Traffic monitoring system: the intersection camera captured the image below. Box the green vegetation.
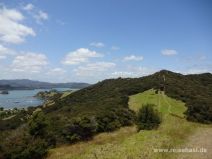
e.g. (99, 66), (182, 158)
(0, 131), (49, 159)
(62, 117), (97, 143)
(28, 110), (49, 137)
(0, 108), (33, 131)
(35, 89), (60, 99)
(160, 71), (212, 123)
(0, 110), (56, 159)
(47, 89), (202, 159)
(136, 104), (161, 130)
(0, 70), (212, 158)
(0, 108), (23, 120)
(60, 91), (72, 98)
(36, 90), (73, 109)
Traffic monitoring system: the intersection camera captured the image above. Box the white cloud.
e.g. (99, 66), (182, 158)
(111, 71), (134, 77)
(74, 62), (116, 76)
(62, 48), (103, 65)
(135, 67), (156, 75)
(0, 44), (15, 59)
(47, 68), (66, 75)
(0, 6), (35, 44)
(90, 42), (105, 48)
(111, 46), (120, 50)
(22, 4), (48, 25)
(23, 3), (34, 11)
(183, 68), (211, 74)
(123, 55), (144, 61)
(11, 53), (48, 73)
(34, 10), (48, 24)
(161, 49), (178, 56)
(111, 67), (156, 78)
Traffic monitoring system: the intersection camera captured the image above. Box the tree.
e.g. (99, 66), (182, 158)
(0, 126), (48, 159)
(63, 116), (97, 143)
(136, 104), (161, 131)
(28, 111), (49, 137)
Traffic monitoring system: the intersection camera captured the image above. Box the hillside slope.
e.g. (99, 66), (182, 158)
(45, 70), (212, 123)
(1, 70), (212, 159)
(48, 89), (212, 159)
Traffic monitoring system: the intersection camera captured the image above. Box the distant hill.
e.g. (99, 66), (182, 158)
(0, 84), (13, 90)
(0, 79), (90, 90)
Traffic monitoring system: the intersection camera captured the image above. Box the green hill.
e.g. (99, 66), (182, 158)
(45, 70), (212, 123)
(0, 70), (212, 159)
(47, 89), (211, 159)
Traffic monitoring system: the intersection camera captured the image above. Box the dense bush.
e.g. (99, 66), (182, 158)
(28, 110), (56, 146)
(0, 110), (56, 159)
(28, 110), (49, 137)
(61, 108), (135, 143)
(96, 108), (135, 132)
(96, 111), (122, 132)
(186, 99), (212, 123)
(136, 104), (161, 130)
(161, 71), (212, 123)
(0, 109), (29, 131)
(62, 117), (97, 143)
(0, 126), (48, 159)
(21, 138), (48, 159)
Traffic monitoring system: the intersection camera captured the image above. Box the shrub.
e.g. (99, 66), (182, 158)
(28, 111), (49, 137)
(96, 111), (121, 132)
(96, 108), (135, 132)
(115, 108), (135, 126)
(0, 127), (48, 159)
(136, 104), (161, 131)
(186, 100), (212, 123)
(63, 116), (97, 143)
(21, 138), (48, 159)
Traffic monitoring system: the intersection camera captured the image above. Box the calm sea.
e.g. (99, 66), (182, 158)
(0, 88), (74, 109)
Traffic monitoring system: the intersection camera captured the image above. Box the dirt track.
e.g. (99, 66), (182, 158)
(177, 127), (212, 159)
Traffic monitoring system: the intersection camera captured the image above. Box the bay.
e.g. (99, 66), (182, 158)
(0, 88), (74, 109)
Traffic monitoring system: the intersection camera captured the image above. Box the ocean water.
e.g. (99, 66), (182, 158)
(0, 88), (73, 109)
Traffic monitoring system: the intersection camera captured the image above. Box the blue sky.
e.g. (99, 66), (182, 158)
(0, 0), (212, 83)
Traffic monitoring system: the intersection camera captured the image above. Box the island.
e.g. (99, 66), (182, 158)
(0, 90), (9, 94)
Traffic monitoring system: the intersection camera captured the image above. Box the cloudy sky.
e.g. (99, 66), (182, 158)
(0, 0), (212, 83)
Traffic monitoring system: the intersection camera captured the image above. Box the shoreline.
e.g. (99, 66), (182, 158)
(0, 88), (77, 110)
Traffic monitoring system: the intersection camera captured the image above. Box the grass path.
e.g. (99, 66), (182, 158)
(162, 93), (172, 113)
(157, 91), (161, 112)
(47, 89), (210, 159)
